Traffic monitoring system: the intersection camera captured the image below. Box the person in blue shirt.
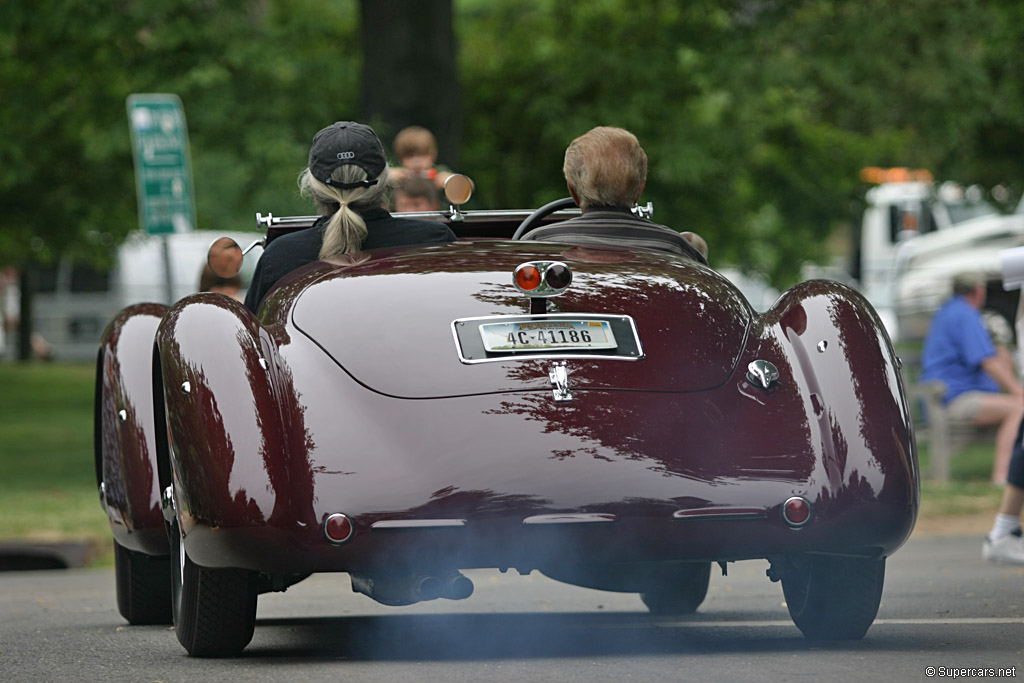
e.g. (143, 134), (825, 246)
(921, 271), (1023, 489)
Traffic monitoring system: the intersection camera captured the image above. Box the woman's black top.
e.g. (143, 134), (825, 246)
(244, 208), (456, 313)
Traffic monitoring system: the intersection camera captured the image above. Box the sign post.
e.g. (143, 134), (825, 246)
(127, 94), (196, 302)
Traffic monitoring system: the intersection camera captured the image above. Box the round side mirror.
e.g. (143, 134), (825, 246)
(444, 174), (474, 206)
(207, 237), (243, 279)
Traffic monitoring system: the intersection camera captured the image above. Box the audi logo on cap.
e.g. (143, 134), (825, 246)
(336, 151), (355, 160)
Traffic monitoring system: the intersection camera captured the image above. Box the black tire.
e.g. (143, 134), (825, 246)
(640, 562), (711, 615)
(782, 555), (885, 640)
(114, 541), (172, 625)
(170, 517), (257, 657)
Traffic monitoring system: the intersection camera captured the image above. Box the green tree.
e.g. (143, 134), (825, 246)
(2, 0), (1022, 294)
(0, 0), (361, 270)
(457, 0), (1015, 285)
(360, 0), (462, 167)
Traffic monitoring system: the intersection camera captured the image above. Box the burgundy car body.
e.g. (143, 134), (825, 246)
(155, 241), (916, 568)
(95, 206), (918, 651)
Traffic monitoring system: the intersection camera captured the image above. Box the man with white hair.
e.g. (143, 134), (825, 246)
(521, 126), (708, 263)
(921, 271), (1023, 493)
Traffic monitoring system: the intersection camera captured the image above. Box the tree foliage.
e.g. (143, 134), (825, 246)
(2, 0), (1022, 287)
(457, 0), (1022, 283)
(0, 0), (361, 267)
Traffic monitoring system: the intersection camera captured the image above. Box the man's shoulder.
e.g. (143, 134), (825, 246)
(522, 211), (706, 263)
(934, 297), (982, 326)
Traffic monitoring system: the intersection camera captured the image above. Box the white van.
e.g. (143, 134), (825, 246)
(31, 230), (260, 361)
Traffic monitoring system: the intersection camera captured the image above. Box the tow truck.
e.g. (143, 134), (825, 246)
(855, 167), (1024, 342)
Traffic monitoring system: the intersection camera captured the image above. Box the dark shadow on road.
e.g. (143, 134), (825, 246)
(243, 611), (915, 661)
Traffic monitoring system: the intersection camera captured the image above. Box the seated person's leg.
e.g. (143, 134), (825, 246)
(961, 392), (1024, 483)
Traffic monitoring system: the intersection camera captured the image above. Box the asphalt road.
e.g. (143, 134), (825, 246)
(2, 533), (1021, 682)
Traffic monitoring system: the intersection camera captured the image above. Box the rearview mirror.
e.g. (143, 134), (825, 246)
(207, 237), (244, 279)
(444, 174), (474, 206)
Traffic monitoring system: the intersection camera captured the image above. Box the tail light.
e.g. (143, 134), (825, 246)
(782, 496), (811, 528)
(514, 264), (542, 291)
(323, 513), (355, 544)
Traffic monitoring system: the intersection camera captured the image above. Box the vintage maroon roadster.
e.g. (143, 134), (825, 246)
(96, 179), (918, 656)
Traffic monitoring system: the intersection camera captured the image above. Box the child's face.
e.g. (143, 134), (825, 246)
(401, 153), (435, 172)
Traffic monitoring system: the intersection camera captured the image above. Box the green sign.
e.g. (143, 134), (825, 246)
(127, 94), (196, 235)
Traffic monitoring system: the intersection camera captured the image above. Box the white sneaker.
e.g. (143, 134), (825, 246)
(983, 533), (1024, 564)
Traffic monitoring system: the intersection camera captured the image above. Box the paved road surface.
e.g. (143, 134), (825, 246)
(1, 533), (1021, 682)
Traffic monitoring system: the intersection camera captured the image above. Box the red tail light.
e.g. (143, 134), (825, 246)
(782, 497), (811, 528)
(514, 264), (542, 291)
(324, 513), (355, 544)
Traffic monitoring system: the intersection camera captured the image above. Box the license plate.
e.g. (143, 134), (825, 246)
(479, 319), (617, 352)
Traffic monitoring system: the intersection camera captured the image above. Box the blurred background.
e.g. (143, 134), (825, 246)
(2, 0), (1022, 564)
(4, 0), (1024, 357)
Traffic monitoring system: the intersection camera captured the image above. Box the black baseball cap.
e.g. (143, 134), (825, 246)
(308, 121), (387, 189)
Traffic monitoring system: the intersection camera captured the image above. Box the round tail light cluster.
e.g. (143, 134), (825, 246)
(782, 496), (812, 528)
(513, 261), (573, 296)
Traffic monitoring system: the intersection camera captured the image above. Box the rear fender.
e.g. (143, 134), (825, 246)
(155, 294), (290, 536)
(752, 279), (918, 541)
(95, 303), (168, 555)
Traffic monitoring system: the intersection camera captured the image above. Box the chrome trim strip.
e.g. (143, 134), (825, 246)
(370, 519), (467, 530)
(673, 507), (767, 521)
(522, 513), (617, 525)
(451, 313), (645, 365)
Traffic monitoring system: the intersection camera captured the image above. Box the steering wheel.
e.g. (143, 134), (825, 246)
(511, 197), (578, 240)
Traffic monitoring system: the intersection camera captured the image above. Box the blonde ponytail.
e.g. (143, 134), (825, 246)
(298, 165), (391, 259)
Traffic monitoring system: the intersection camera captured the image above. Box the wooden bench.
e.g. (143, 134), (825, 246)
(910, 379), (997, 481)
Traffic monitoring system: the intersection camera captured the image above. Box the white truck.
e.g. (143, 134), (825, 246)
(855, 168), (1024, 343)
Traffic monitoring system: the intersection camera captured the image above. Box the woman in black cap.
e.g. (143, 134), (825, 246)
(244, 121), (456, 313)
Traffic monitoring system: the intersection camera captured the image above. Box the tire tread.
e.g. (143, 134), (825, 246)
(114, 542), (172, 625)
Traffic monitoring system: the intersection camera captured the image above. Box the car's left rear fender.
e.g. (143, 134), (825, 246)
(96, 303), (168, 555)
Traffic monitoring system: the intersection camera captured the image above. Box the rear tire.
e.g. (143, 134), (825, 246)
(170, 517), (257, 657)
(782, 555), (885, 640)
(114, 541), (172, 625)
(640, 562), (711, 615)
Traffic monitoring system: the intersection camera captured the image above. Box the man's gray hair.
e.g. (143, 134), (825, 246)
(562, 127), (647, 210)
(952, 271), (985, 296)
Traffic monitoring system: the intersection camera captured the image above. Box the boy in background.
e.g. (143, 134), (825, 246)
(390, 126), (452, 191)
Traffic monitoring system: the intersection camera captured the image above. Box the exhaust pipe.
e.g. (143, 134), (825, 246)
(442, 571), (474, 600)
(350, 573), (445, 606)
(413, 575), (444, 601)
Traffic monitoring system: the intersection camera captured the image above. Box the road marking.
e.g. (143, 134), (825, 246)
(641, 617), (1024, 628)
(875, 618), (1024, 625)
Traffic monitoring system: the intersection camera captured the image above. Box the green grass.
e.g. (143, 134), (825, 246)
(0, 361), (112, 565)
(0, 362), (1007, 569)
(917, 440), (1004, 518)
